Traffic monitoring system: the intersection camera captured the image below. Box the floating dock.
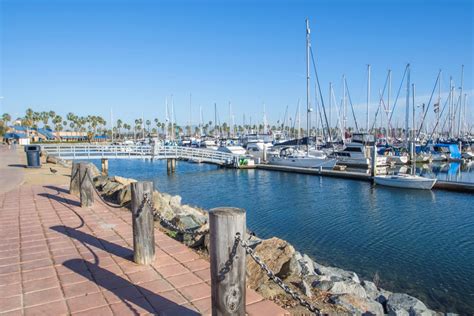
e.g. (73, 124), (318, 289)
(256, 164), (474, 194)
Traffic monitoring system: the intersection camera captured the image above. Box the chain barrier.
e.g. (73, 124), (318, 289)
(143, 193), (209, 236)
(85, 170), (123, 209)
(235, 233), (321, 315)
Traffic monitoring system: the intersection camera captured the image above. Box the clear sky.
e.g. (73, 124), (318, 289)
(0, 0), (472, 128)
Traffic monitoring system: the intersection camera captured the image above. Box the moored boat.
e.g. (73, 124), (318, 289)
(374, 174), (437, 190)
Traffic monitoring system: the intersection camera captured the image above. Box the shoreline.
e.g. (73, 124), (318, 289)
(47, 156), (454, 316)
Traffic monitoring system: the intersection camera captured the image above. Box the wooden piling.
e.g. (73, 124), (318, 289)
(101, 158), (109, 176)
(131, 181), (155, 265)
(79, 163), (94, 207)
(69, 162), (80, 196)
(209, 207), (246, 316)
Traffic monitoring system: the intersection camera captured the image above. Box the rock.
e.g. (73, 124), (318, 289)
(180, 205), (207, 224)
(246, 237), (295, 289)
(169, 195), (182, 209)
(386, 293), (430, 316)
(313, 262), (360, 284)
(362, 280), (380, 300)
(93, 175), (109, 188)
(103, 182), (123, 197)
(173, 215), (201, 231)
(255, 281), (285, 298)
(113, 176), (137, 186)
(330, 294), (385, 315)
(298, 279), (313, 298)
(89, 163), (101, 178)
(46, 155), (60, 164)
(299, 254), (315, 276)
(313, 279), (367, 298)
(116, 184), (132, 205)
(152, 191), (176, 220)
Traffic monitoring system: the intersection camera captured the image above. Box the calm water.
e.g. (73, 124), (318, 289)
(92, 159), (474, 314)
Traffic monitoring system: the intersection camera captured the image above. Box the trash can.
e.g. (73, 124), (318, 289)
(24, 145), (41, 168)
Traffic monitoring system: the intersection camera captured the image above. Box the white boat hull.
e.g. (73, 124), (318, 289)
(374, 175), (437, 190)
(387, 155), (408, 165)
(268, 157), (337, 169)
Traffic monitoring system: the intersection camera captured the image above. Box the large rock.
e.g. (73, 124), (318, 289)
(102, 182), (123, 197)
(386, 293), (430, 316)
(113, 176), (137, 186)
(173, 215), (201, 231)
(246, 237), (295, 289)
(94, 176), (109, 188)
(313, 262), (360, 284)
(116, 184), (132, 205)
(89, 163), (101, 178)
(152, 191), (176, 220)
(313, 279), (367, 298)
(299, 254), (316, 276)
(362, 280), (381, 300)
(331, 294), (385, 315)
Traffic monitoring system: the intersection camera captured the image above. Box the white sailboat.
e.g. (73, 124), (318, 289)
(267, 19), (336, 169)
(375, 80), (437, 190)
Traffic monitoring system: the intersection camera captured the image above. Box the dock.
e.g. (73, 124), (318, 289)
(256, 164), (474, 193)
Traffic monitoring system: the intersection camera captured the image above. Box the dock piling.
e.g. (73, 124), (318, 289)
(79, 163), (95, 207)
(101, 158), (109, 176)
(131, 181), (155, 265)
(209, 207), (246, 316)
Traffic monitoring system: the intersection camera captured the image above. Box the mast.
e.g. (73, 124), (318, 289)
(405, 64), (410, 147)
(165, 97), (169, 140)
(214, 103), (217, 138)
(367, 64), (371, 133)
(199, 105), (203, 136)
(387, 69), (391, 141)
(110, 107), (114, 143)
(437, 70), (442, 138)
(306, 18), (311, 155)
(342, 75), (346, 143)
(457, 65), (464, 138)
(189, 93), (192, 137)
(329, 82), (332, 140)
(411, 83), (416, 175)
(449, 77), (453, 137)
(170, 95), (174, 140)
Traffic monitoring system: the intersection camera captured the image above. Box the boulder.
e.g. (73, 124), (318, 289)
(102, 182), (123, 197)
(116, 184), (132, 205)
(386, 293), (430, 316)
(313, 279), (366, 298)
(113, 176), (137, 186)
(152, 191), (176, 220)
(94, 176), (109, 188)
(46, 155), (60, 164)
(330, 294), (385, 316)
(362, 280), (380, 300)
(298, 279), (313, 298)
(299, 254), (316, 276)
(313, 262), (360, 284)
(169, 195), (182, 209)
(180, 205), (207, 224)
(246, 237), (295, 289)
(89, 163), (101, 178)
(173, 215), (201, 231)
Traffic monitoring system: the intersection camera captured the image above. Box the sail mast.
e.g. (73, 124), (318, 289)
(405, 64), (410, 147)
(367, 64), (371, 132)
(306, 18), (311, 155)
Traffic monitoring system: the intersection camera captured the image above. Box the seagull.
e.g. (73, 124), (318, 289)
(50, 168), (58, 175)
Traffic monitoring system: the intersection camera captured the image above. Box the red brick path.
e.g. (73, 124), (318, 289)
(0, 185), (289, 315)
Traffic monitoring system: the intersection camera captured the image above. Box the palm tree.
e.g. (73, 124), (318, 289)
(116, 119), (123, 139)
(2, 113), (11, 126)
(146, 120), (151, 134)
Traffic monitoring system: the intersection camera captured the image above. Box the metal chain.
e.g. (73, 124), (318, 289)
(235, 233), (321, 315)
(143, 193), (209, 236)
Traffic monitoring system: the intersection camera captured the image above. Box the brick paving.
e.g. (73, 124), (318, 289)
(0, 184), (289, 315)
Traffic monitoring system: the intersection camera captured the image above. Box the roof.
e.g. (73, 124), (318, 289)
(4, 133), (27, 139)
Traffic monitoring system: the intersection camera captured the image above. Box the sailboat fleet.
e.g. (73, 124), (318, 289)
(139, 19), (471, 190)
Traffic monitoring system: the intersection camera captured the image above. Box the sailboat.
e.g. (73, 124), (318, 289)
(268, 19), (336, 169)
(375, 79), (437, 190)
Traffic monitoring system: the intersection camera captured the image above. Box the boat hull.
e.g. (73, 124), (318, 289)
(374, 175), (437, 190)
(268, 157), (337, 169)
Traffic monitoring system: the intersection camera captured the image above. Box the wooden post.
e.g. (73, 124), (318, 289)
(167, 158), (172, 173)
(131, 181), (155, 265)
(69, 162), (80, 196)
(209, 207), (246, 316)
(79, 163), (94, 207)
(101, 158), (109, 176)
(171, 158), (176, 172)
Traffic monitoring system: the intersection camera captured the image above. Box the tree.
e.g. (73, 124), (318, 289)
(2, 113), (11, 126)
(146, 120), (151, 134)
(116, 119), (123, 139)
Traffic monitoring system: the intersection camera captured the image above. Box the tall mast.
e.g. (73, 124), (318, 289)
(342, 74), (346, 143)
(305, 18), (311, 155)
(214, 103), (217, 138)
(367, 64), (371, 133)
(165, 97), (169, 140)
(437, 70), (442, 138)
(457, 65), (464, 138)
(405, 64), (410, 147)
(329, 82), (332, 138)
(189, 93), (192, 137)
(387, 69), (391, 141)
(412, 83), (416, 175)
(449, 77), (453, 137)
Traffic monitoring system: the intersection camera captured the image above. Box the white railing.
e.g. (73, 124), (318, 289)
(41, 144), (239, 166)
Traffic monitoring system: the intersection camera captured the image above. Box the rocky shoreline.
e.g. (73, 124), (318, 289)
(53, 157), (451, 315)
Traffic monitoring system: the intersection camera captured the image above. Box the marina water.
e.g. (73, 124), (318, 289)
(92, 159), (474, 314)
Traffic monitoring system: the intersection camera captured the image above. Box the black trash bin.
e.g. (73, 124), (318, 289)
(24, 145), (41, 168)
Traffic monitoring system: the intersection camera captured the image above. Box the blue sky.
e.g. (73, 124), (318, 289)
(0, 0), (472, 128)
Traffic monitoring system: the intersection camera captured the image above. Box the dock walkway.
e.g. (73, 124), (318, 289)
(0, 183), (288, 315)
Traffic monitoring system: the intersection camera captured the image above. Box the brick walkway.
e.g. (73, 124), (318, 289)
(0, 185), (289, 315)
